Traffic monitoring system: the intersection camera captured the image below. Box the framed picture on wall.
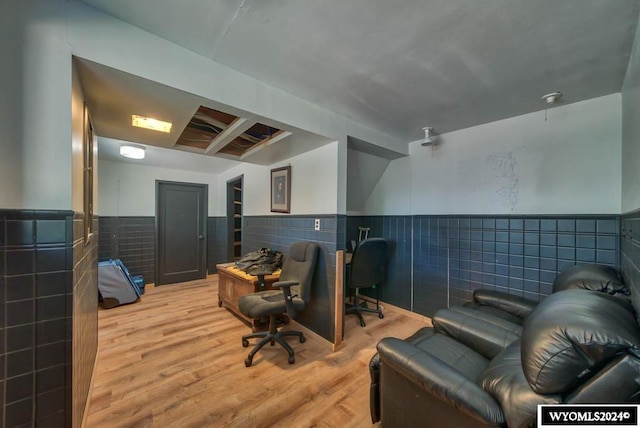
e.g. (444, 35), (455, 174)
(270, 165), (291, 213)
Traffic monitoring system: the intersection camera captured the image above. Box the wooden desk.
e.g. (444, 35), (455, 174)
(216, 262), (282, 330)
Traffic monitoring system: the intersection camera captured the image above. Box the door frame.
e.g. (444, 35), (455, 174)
(155, 180), (208, 285)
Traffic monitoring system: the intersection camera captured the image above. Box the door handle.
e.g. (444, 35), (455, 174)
(198, 235), (204, 240)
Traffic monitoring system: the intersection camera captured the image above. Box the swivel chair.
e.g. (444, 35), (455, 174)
(346, 238), (388, 327)
(238, 241), (319, 367)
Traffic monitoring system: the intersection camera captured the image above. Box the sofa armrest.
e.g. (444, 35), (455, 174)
(377, 338), (504, 426)
(473, 289), (537, 319)
(433, 307), (521, 359)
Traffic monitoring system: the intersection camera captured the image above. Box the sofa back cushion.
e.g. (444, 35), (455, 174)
(553, 264), (627, 295)
(521, 290), (640, 395)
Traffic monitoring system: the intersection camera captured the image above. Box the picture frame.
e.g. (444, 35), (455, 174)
(270, 165), (291, 213)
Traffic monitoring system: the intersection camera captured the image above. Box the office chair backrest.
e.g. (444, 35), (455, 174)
(349, 238), (388, 289)
(280, 241), (319, 303)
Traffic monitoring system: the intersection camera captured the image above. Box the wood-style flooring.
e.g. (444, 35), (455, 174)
(85, 276), (431, 427)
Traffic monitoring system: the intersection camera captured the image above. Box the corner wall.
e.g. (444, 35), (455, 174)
(355, 93), (624, 317)
(621, 10), (640, 306)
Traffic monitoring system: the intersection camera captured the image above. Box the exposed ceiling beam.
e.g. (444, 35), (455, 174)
(240, 130), (292, 161)
(204, 117), (256, 154)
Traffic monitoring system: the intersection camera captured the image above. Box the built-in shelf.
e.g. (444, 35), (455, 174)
(228, 177), (243, 259)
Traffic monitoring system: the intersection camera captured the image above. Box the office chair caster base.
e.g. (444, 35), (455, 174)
(360, 319), (366, 327)
(288, 356), (295, 364)
(378, 313), (384, 319)
(270, 340), (275, 346)
(245, 356), (253, 367)
(299, 335), (306, 343)
(242, 339), (249, 348)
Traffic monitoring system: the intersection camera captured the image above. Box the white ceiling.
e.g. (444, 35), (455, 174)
(79, 0), (639, 146)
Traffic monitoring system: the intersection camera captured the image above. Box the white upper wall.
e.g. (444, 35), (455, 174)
(0, 1), (24, 208)
(216, 142), (339, 217)
(346, 149), (391, 215)
(99, 141), (338, 217)
(622, 11), (640, 213)
(364, 93), (622, 215)
(0, 0), (74, 209)
(98, 160), (219, 216)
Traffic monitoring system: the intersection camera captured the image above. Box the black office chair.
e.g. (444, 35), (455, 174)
(346, 238), (388, 327)
(238, 241), (319, 367)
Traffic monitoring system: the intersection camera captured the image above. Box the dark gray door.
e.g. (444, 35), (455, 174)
(156, 181), (207, 285)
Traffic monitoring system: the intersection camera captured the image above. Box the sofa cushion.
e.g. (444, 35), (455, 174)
(553, 263), (627, 295)
(521, 290), (640, 395)
(479, 341), (560, 428)
(382, 327), (490, 380)
(433, 306), (521, 359)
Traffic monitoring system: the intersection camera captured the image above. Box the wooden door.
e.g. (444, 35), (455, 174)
(156, 181), (207, 285)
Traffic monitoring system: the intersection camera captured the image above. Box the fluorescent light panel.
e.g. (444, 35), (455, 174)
(132, 114), (172, 133)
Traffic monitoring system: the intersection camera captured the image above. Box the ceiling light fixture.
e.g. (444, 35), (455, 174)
(131, 114), (172, 133)
(541, 92), (562, 105)
(541, 91), (563, 121)
(120, 145), (145, 160)
(421, 127), (435, 146)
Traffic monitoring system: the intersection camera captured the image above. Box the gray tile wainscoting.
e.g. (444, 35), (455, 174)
(1, 210), (98, 427)
(621, 210), (640, 310)
(243, 215), (340, 342)
(348, 215), (620, 317)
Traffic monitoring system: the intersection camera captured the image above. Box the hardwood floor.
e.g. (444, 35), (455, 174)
(85, 276), (431, 427)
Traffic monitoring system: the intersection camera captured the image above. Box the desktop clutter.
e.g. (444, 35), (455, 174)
(369, 263), (640, 427)
(235, 247), (283, 276)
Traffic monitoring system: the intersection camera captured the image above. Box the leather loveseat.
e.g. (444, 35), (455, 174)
(416, 263), (631, 362)
(463, 263), (628, 325)
(370, 289), (640, 427)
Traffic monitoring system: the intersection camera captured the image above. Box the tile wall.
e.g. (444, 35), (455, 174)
(207, 217), (228, 273)
(621, 210), (640, 310)
(99, 217), (231, 282)
(348, 215), (620, 317)
(72, 216), (98, 428)
(243, 215), (340, 342)
(1, 210), (97, 427)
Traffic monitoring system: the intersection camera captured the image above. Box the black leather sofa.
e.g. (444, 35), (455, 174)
(369, 268), (640, 427)
(463, 263), (628, 325)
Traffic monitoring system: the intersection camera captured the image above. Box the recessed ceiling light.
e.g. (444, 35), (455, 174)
(120, 145), (145, 159)
(131, 114), (172, 133)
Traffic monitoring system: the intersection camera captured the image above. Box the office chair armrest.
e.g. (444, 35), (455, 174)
(273, 280), (300, 318)
(272, 280), (300, 289)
